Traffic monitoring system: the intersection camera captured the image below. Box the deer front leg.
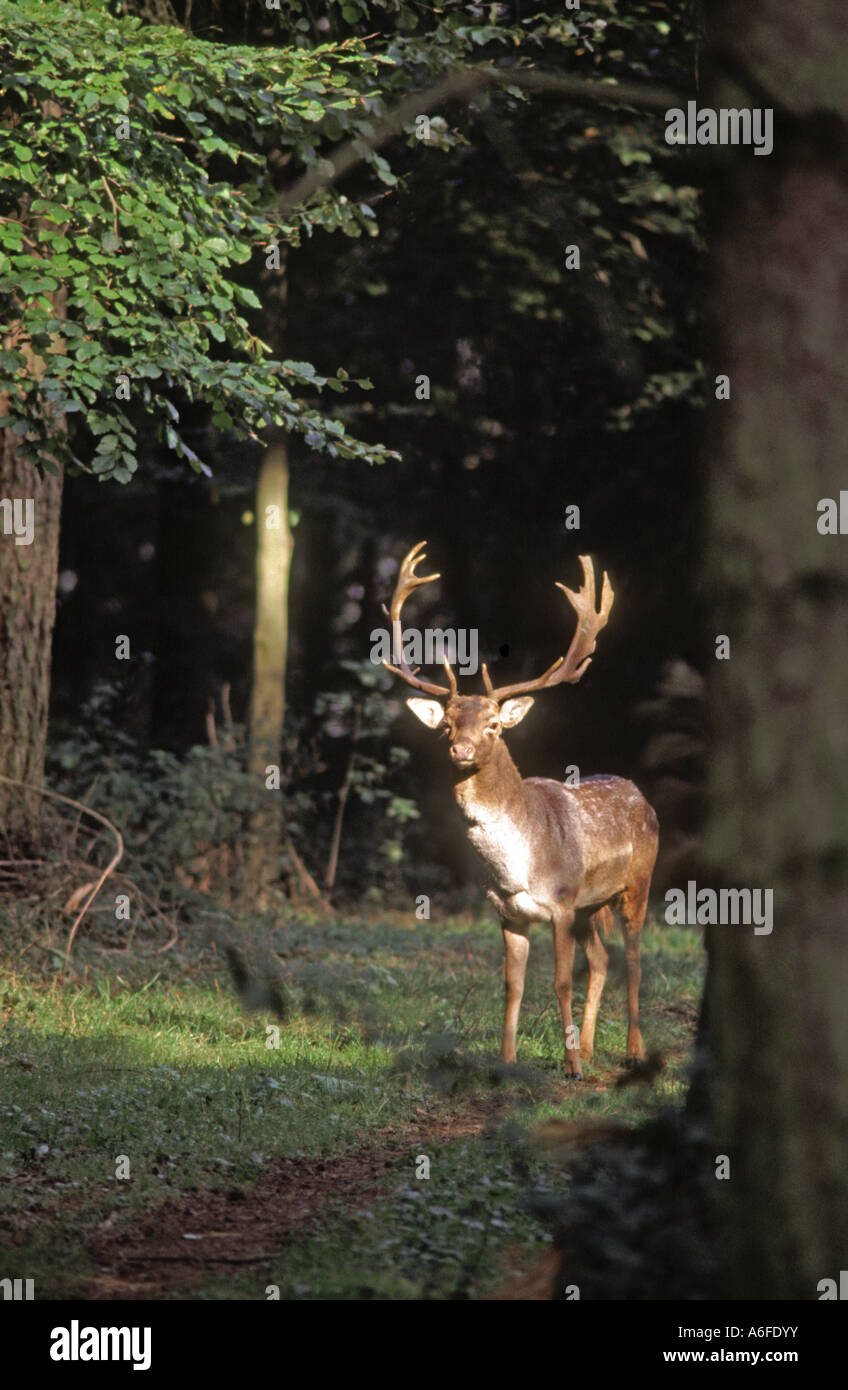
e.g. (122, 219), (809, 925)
(552, 907), (582, 1077)
(501, 923), (530, 1064)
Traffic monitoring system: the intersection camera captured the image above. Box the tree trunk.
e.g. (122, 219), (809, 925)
(703, 0), (848, 1298)
(248, 436), (292, 775)
(0, 223), (66, 847)
(242, 435), (293, 897)
(0, 439), (63, 846)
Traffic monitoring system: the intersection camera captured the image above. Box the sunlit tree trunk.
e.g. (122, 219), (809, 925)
(242, 434), (293, 897)
(248, 437), (292, 774)
(703, 0), (848, 1298)
(239, 213), (294, 899)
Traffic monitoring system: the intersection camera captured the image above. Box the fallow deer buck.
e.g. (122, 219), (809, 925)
(384, 541), (658, 1077)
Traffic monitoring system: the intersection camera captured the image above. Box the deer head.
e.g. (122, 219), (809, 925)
(405, 694), (534, 772)
(382, 541), (614, 771)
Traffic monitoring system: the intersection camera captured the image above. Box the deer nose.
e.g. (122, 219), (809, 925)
(450, 742), (475, 763)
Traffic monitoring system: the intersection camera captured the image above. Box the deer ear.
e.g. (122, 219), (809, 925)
(407, 697), (445, 729)
(499, 696), (534, 728)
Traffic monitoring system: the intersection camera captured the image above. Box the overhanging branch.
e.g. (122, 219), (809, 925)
(278, 65), (687, 216)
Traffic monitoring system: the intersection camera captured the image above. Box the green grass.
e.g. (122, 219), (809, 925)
(0, 910), (703, 1299)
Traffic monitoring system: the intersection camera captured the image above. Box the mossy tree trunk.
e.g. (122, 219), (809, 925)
(237, 214), (294, 900)
(0, 439), (63, 846)
(704, 0), (848, 1298)
(0, 196), (66, 846)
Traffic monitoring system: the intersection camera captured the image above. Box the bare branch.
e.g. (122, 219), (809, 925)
(0, 774), (124, 971)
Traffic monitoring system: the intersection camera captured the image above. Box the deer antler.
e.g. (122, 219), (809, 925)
(482, 555), (614, 703)
(382, 540), (457, 697)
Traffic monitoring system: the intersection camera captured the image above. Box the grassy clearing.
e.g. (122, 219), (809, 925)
(0, 909), (703, 1299)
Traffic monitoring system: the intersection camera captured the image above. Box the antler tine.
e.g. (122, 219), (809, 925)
(382, 540), (453, 698)
(555, 555), (614, 684)
(388, 540), (439, 624)
(486, 555), (614, 703)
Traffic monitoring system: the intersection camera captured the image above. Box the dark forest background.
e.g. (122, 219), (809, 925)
(47, 0), (706, 910)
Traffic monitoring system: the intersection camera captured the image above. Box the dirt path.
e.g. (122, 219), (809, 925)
(82, 1099), (501, 1299)
(80, 1065), (658, 1299)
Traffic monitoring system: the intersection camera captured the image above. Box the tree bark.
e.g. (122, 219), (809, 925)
(0, 440), (63, 846)
(703, 0), (848, 1298)
(242, 435), (293, 897)
(248, 436), (292, 776)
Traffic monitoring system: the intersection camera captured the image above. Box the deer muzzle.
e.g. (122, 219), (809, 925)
(450, 741), (476, 765)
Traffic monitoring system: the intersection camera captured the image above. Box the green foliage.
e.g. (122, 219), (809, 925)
(46, 674), (420, 906)
(1, 0), (702, 481)
(311, 660), (422, 895)
(48, 682), (260, 898)
(0, 0), (399, 479)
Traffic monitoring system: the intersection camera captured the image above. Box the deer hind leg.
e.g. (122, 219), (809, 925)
(577, 905), (611, 1064)
(615, 877), (651, 1062)
(501, 922), (530, 1064)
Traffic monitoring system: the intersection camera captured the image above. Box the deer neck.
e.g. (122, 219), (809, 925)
(453, 740), (527, 827)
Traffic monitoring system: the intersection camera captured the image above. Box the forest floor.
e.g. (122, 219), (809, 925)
(0, 910), (702, 1300)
